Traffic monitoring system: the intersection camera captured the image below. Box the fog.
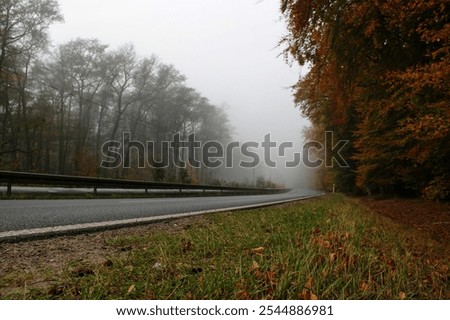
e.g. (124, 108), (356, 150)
(49, 0), (313, 187)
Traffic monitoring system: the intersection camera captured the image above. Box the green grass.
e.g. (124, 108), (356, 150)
(1, 194), (448, 299)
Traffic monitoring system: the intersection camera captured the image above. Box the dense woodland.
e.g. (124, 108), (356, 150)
(0, 0), (231, 184)
(281, 0), (449, 199)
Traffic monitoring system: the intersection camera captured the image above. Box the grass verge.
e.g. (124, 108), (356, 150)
(0, 194), (448, 299)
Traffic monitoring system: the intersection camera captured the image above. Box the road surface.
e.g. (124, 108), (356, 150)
(0, 189), (323, 241)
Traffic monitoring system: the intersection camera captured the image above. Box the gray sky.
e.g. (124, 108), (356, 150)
(49, 0), (311, 186)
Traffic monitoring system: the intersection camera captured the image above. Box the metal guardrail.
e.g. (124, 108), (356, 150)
(0, 171), (288, 197)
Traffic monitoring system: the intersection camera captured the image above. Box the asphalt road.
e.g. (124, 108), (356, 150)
(0, 189), (323, 241)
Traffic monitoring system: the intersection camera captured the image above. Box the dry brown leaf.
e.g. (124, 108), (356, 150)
(254, 270), (265, 279)
(127, 284), (136, 294)
(399, 292), (406, 300)
(299, 288), (319, 300)
(250, 260), (260, 271)
(236, 290), (250, 300)
(298, 290), (307, 300)
(304, 276), (314, 290)
(360, 282), (369, 292)
(251, 247), (265, 255)
(299, 276), (318, 300)
(125, 265), (134, 272)
(266, 271), (277, 285)
(185, 292), (194, 300)
(329, 253), (337, 263)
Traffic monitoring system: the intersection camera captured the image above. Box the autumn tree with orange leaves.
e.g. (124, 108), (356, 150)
(281, 0), (450, 199)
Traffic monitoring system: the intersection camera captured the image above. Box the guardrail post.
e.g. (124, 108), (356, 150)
(93, 186), (97, 195)
(145, 188), (148, 194)
(7, 180), (12, 197)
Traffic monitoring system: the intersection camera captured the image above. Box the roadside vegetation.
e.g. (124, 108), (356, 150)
(1, 194), (448, 299)
(281, 1), (449, 200)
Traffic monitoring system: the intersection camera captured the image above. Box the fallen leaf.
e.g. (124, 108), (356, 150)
(266, 271), (277, 285)
(236, 290), (250, 299)
(254, 270), (265, 279)
(126, 265), (134, 272)
(251, 247), (265, 256)
(252, 246), (264, 253)
(250, 260), (260, 271)
(299, 288), (319, 300)
(304, 276), (314, 290)
(127, 284), (136, 294)
(312, 227), (321, 234)
(399, 292), (406, 300)
(360, 282), (369, 292)
(185, 292), (194, 299)
(329, 253), (337, 263)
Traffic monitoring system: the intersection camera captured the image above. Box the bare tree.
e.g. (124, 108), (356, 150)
(0, 0), (62, 169)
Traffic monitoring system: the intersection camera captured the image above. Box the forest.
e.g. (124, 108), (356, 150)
(2, 0), (449, 197)
(0, 0), (231, 184)
(281, 0), (449, 200)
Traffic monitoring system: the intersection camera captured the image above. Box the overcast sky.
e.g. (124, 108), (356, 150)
(49, 0), (311, 186)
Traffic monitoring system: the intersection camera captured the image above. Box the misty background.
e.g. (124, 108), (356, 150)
(50, 0), (312, 187)
(1, 0), (314, 188)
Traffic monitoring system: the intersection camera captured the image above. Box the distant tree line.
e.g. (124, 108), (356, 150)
(0, 0), (231, 184)
(281, 0), (449, 200)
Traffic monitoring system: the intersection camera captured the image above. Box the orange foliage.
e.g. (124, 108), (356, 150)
(281, 0), (450, 199)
